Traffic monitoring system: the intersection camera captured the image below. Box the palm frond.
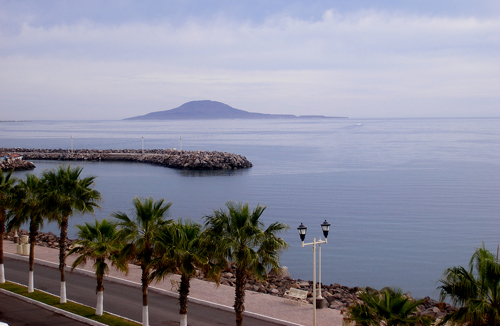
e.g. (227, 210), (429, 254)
(437, 244), (500, 326)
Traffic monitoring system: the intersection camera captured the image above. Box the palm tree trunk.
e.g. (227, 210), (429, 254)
(179, 274), (190, 326)
(96, 275), (104, 316)
(0, 211), (5, 284)
(141, 266), (149, 326)
(28, 220), (37, 293)
(234, 267), (247, 326)
(59, 216), (68, 303)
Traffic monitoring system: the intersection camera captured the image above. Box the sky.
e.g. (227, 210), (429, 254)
(1, 0), (499, 120)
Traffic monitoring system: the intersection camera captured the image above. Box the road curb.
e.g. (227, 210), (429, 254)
(5, 252), (304, 326)
(0, 287), (108, 326)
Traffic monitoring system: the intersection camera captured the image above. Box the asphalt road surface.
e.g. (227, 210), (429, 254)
(3, 257), (282, 326)
(0, 291), (91, 326)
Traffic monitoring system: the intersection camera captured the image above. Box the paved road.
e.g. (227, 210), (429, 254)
(4, 257), (282, 326)
(0, 291), (90, 326)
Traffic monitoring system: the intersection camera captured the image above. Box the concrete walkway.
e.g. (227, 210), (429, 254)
(3, 241), (345, 326)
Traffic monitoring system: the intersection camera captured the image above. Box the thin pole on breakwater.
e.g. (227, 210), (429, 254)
(142, 137), (144, 154)
(71, 136), (73, 154)
(180, 136), (182, 151)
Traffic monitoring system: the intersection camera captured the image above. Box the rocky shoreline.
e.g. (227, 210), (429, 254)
(0, 148), (253, 170)
(4, 229), (454, 319)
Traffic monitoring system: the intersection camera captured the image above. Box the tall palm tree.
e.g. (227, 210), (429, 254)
(43, 165), (102, 303)
(113, 196), (172, 326)
(151, 219), (214, 326)
(7, 174), (48, 292)
(345, 287), (434, 326)
(68, 218), (128, 316)
(0, 170), (17, 283)
(204, 201), (289, 326)
(437, 244), (500, 326)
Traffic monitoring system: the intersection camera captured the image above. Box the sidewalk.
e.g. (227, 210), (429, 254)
(4, 241), (344, 326)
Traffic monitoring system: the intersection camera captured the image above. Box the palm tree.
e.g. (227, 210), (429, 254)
(437, 244), (500, 326)
(113, 196), (172, 326)
(151, 219), (213, 326)
(345, 287), (434, 326)
(0, 170), (17, 283)
(43, 165), (102, 303)
(7, 174), (48, 292)
(204, 201), (289, 326)
(68, 218), (128, 316)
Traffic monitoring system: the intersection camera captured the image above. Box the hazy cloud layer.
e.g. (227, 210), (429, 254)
(1, 1), (499, 119)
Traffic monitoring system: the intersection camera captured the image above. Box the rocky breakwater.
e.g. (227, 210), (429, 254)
(2, 148), (253, 170)
(198, 265), (455, 320)
(5, 229), (75, 250)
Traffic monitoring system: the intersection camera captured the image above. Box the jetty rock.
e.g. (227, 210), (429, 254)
(1, 148), (253, 170)
(0, 152), (36, 171)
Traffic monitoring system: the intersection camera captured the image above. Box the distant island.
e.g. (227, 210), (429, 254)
(125, 100), (347, 120)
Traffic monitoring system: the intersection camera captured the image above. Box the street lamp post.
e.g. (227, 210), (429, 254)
(297, 220), (331, 326)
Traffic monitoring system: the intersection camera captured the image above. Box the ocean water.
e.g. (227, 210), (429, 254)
(2, 118), (499, 299)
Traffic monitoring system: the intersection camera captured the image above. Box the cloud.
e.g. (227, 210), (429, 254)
(1, 7), (499, 119)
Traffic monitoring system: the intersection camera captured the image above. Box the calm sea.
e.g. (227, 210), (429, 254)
(2, 118), (499, 299)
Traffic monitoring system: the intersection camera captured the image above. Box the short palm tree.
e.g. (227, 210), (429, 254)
(204, 201), (289, 326)
(7, 174), (48, 293)
(43, 165), (101, 303)
(68, 218), (127, 316)
(0, 170), (17, 283)
(113, 196), (172, 326)
(0, 169), (17, 283)
(151, 219), (212, 326)
(345, 287), (434, 326)
(437, 244), (500, 326)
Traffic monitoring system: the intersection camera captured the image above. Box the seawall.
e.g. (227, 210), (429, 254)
(1, 148), (253, 170)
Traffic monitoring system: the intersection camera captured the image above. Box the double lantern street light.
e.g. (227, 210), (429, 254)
(297, 220), (331, 326)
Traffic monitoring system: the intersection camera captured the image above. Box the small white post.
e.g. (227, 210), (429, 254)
(0, 264), (5, 283)
(300, 237), (327, 326)
(313, 239), (317, 326)
(142, 137), (144, 154)
(180, 136), (182, 151)
(318, 241), (323, 299)
(71, 136), (73, 154)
